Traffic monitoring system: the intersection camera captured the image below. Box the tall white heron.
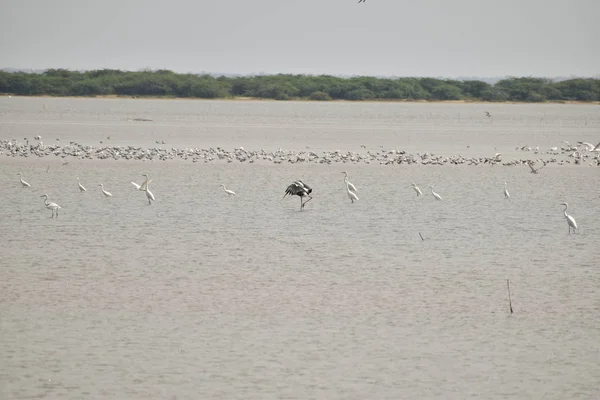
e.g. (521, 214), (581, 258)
(77, 177), (87, 192)
(429, 186), (442, 200)
(40, 194), (61, 218)
(284, 180), (313, 210)
(342, 171), (357, 193)
(17, 173), (31, 187)
(345, 181), (359, 203)
(99, 184), (113, 197)
(504, 182), (510, 199)
(144, 184), (155, 205)
(559, 203), (578, 234)
(221, 184), (236, 197)
(411, 183), (422, 196)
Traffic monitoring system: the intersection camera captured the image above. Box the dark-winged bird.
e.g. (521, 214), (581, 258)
(484, 111), (491, 117)
(358, 0), (365, 2)
(284, 180), (313, 210)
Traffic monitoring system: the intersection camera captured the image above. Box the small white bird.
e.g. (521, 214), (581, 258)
(99, 184), (113, 197)
(17, 173), (31, 187)
(221, 184), (235, 197)
(559, 202), (578, 234)
(342, 171), (357, 193)
(411, 183), (422, 196)
(131, 181), (142, 190)
(40, 194), (61, 218)
(504, 182), (510, 199)
(429, 186), (442, 200)
(77, 177), (87, 192)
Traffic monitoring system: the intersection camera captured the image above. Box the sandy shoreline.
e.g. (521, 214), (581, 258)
(2, 93), (598, 106)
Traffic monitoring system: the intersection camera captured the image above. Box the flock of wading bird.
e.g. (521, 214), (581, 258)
(16, 166), (580, 235)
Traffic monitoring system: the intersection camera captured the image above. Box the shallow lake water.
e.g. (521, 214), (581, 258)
(1, 97), (599, 399)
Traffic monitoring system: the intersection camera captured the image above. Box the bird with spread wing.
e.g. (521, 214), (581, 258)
(284, 180), (313, 210)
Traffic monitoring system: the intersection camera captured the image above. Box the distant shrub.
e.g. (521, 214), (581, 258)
(308, 91), (331, 101)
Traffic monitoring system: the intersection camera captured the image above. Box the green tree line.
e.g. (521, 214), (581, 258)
(1, 69), (598, 102)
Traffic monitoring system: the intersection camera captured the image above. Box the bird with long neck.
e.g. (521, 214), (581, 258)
(221, 184), (235, 197)
(17, 173), (31, 187)
(142, 177), (155, 205)
(411, 183), (422, 196)
(342, 171), (357, 193)
(40, 194), (61, 218)
(429, 186), (442, 200)
(99, 184), (113, 197)
(504, 182), (510, 199)
(559, 203), (578, 234)
(346, 181), (359, 203)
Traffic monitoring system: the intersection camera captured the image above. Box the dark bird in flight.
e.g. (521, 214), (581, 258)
(284, 180), (313, 210)
(484, 111), (491, 117)
(358, 0), (365, 3)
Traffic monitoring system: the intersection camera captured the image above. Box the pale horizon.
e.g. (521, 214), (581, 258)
(1, 0), (598, 78)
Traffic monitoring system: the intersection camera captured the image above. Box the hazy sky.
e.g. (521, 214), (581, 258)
(1, 0), (598, 77)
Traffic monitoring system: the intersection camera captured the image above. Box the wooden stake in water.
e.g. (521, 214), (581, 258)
(419, 232), (424, 241)
(507, 279), (513, 314)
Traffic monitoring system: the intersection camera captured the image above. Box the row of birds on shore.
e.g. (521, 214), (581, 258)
(2, 137), (599, 167)
(15, 169), (580, 234)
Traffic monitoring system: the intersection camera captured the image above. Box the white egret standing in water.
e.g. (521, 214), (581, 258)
(411, 183), (422, 196)
(504, 182), (510, 199)
(346, 181), (359, 203)
(77, 177), (87, 192)
(429, 186), (442, 200)
(221, 184), (236, 197)
(40, 194), (61, 218)
(99, 184), (113, 197)
(559, 203), (578, 234)
(17, 173), (31, 187)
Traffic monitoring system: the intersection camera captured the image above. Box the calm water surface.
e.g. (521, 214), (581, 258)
(1, 97), (600, 399)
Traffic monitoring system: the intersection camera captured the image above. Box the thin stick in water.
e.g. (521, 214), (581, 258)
(419, 232), (424, 241)
(507, 279), (513, 314)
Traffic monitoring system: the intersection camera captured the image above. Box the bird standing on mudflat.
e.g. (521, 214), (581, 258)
(284, 180), (313, 210)
(559, 203), (578, 234)
(411, 183), (422, 196)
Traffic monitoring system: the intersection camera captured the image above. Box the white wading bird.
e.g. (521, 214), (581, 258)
(77, 177), (87, 192)
(559, 202), (578, 234)
(504, 182), (510, 199)
(221, 184), (235, 197)
(17, 173), (31, 187)
(99, 184), (113, 197)
(40, 194), (61, 218)
(411, 183), (422, 196)
(429, 186), (442, 201)
(346, 181), (359, 203)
